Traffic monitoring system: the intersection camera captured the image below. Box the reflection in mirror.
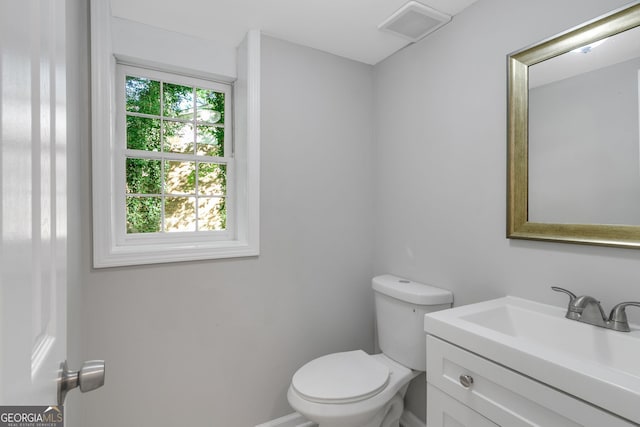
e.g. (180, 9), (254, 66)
(528, 26), (640, 225)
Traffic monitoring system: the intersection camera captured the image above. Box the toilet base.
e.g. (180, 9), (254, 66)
(303, 392), (404, 427)
(375, 393), (405, 427)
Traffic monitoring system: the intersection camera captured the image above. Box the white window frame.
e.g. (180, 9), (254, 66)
(90, 0), (260, 267)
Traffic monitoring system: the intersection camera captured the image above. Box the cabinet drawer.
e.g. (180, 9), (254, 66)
(427, 383), (498, 427)
(426, 335), (636, 427)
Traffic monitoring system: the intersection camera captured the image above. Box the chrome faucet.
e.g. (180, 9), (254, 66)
(551, 287), (640, 332)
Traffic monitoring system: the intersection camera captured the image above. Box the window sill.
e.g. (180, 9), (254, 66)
(93, 238), (259, 268)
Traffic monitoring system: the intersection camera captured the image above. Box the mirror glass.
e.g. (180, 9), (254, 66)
(507, 4), (640, 248)
(528, 26), (640, 225)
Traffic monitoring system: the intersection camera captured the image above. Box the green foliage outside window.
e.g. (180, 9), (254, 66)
(124, 75), (227, 234)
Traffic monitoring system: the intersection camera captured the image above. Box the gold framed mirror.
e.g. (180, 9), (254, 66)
(507, 3), (640, 248)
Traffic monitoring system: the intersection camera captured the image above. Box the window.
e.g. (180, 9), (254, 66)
(90, 14), (260, 267)
(118, 65), (232, 238)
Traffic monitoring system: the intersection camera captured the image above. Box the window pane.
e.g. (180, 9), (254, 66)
(119, 68), (234, 242)
(163, 83), (194, 119)
(165, 197), (196, 232)
(196, 125), (224, 156)
(126, 158), (162, 194)
(126, 76), (161, 115)
(164, 160), (195, 194)
(196, 88), (224, 124)
(127, 116), (161, 151)
(198, 163), (226, 196)
(163, 121), (194, 154)
(126, 196), (162, 233)
(198, 197), (226, 231)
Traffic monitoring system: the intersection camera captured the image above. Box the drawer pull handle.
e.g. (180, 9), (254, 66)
(459, 374), (474, 388)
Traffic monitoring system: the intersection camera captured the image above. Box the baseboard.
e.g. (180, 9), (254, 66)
(400, 409), (426, 427)
(255, 412), (317, 427)
(257, 409), (422, 427)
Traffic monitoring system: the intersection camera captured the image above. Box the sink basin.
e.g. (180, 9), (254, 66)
(424, 296), (640, 424)
(462, 303), (640, 377)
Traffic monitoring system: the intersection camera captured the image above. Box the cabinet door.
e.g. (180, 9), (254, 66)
(427, 384), (498, 427)
(426, 336), (636, 427)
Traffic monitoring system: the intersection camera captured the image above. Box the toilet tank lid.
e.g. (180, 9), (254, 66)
(372, 274), (452, 305)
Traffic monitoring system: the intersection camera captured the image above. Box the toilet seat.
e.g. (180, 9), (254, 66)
(291, 350), (390, 404)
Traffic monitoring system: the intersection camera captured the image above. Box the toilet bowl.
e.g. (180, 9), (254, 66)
(287, 275), (453, 427)
(287, 351), (419, 427)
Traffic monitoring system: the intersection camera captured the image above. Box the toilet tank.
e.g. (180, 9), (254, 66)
(372, 275), (452, 371)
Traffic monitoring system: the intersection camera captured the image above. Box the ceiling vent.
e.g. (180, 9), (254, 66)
(378, 1), (452, 42)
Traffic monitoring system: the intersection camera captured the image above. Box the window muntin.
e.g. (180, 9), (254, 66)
(117, 65), (232, 239)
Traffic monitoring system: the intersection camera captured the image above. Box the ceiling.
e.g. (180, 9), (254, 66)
(109, 0), (479, 65)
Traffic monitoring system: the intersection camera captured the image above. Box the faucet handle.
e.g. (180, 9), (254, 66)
(551, 287), (579, 319)
(551, 286), (577, 302)
(608, 302), (640, 332)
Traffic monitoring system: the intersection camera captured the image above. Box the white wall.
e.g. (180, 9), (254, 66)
(373, 0), (639, 421)
(111, 17), (236, 80)
(79, 35), (374, 426)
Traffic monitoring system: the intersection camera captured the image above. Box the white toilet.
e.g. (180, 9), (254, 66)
(287, 274), (453, 427)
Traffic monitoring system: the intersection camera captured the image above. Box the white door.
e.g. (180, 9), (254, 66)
(0, 0), (68, 406)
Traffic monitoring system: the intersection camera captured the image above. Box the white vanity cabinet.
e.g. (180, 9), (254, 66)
(427, 383), (498, 427)
(425, 335), (637, 427)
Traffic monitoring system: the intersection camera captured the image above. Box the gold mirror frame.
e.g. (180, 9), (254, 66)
(507, 4), (640, 248)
